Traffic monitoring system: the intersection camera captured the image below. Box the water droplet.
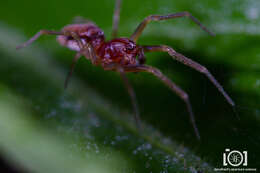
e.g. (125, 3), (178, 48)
(246, 7), (259, 20)
(46, 110), (57, 118)
(133, 150), (138, 155)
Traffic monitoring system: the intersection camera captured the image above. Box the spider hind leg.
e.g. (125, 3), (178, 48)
(124, 65), (201, 140)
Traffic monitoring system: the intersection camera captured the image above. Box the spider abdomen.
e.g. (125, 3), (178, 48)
(57, 23), (105, 51)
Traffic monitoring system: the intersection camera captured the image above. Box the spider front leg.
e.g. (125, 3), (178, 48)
(117, 67), (141, 129)
(63, 33), (98, 88)
(130, 12), (215, 42)
(16, 29), (95, 88)
(124, 65), (200, 139)
(143, 45), (235, 108)
(64, 52), (81, 89)
(16, 30), (64, 50)
(16, 29), (83, 88)
(111, 0), (122, 38)
(16, 29), (85, 50)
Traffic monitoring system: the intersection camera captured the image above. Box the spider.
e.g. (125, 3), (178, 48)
(17, 0), (235, 139)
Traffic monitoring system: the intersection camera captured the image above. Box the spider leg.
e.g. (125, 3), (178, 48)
(68, 31), (85, 49)
(16, 30), (63, 50)
(64, 52), (81, 89)
(62, 31), (86, 89)
(130, 12), (215, 42)
(117, 67), (142, 129)
(142, 45), (235, 108)
(68, 31), (99, 65)
(87, 43), (99, 65)
(64, 32), (98, 87)
(124, 65), (200, 140)
(16, 29), (98, 88)
(111, 0), (121, 38)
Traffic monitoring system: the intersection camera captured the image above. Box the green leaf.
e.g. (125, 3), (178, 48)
(0, 86), (127, 173)
(0, 0), (260, 171)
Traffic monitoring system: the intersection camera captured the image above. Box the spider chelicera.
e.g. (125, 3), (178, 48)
(17, 0), (235, 139)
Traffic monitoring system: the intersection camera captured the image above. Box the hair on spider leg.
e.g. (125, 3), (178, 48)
(16, 0), (235, 140)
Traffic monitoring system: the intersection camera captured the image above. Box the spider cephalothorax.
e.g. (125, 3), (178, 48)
(98, 38), (140, 66)
(16, 0), (235, 139)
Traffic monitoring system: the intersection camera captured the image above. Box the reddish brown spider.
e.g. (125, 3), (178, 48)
(17, 0), (235, 139)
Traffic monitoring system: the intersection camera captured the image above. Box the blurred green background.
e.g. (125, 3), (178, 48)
(0, 0), (260, 172)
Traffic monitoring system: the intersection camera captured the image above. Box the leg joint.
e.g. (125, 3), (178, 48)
(182, 93), (189, 101)
(200, 66), (209, 74)
(159, 45), (175, 53)
(39, 30), (48, 34)
(182, 11), (190, 17)
(147, 15), (160, 21)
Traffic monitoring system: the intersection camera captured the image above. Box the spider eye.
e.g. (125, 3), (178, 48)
(126, 43), (135, 50)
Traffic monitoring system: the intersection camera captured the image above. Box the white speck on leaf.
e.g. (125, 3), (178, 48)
(246, 7), (259, 20)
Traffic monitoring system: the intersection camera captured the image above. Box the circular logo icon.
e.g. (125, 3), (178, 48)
(227, 150), (243, 167)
